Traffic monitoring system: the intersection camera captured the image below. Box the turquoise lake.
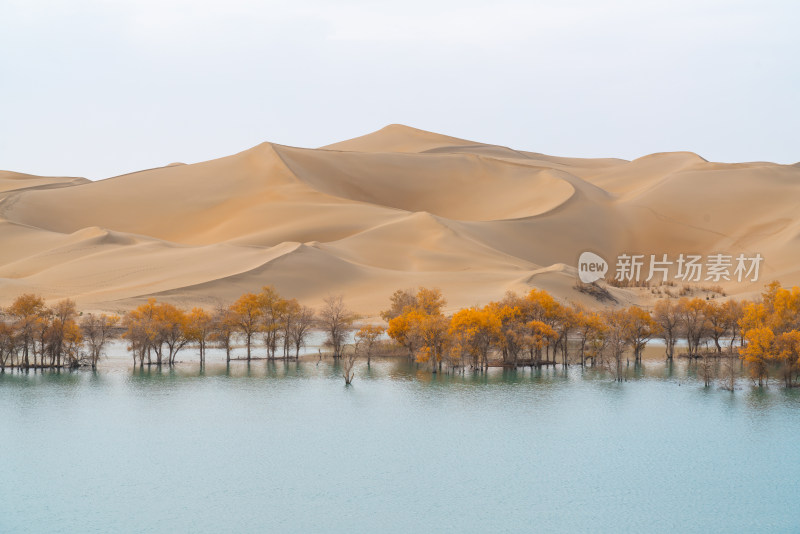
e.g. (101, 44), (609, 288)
(2, 350), (799, 533)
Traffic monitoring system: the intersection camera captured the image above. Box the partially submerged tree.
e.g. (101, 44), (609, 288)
(493, 296), (526, 367)
(342, 345), (357, 385)
(319, 295), (358, 359)
(384, 288), (449, 370)
(603, 310), (629, 382)
(677, 297), (709, 358)
(211, 305), (237, 363)
(0, 321), (17, 370)
(279, 298), (301, 359)
(7, 294), (47, 368)
(774, 330), (800, 387)
(157, 302), (190, 365)
(622, 306), (659, 364)
(574, 307), (606, 367)
(47, 299), (79, 367)
(258, 285), (286, 359)
(185, 307), (213, 365)
(355, 324), (384, 366)
(122, 299), (188, 366)
(738, 282), (800, 387)
(80, 313), (119, 370)
(231, 292), (262, 361)
(720, 351), (738, 391)
(448, 307), (501, 371)
(654, 300), (680, 360)
(289, 305), (315, 359)
(525, 320), (558, 368)
(387, 309), (424, 360)
(722, 300), (744, 351)
(741, 326), (773, 386)
(698, 354), (715, 387)
(414, 314), (450, 373)
(122, 300), (155, 366)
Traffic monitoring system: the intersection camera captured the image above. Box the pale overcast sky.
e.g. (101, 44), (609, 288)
(1, 0), (797, 179)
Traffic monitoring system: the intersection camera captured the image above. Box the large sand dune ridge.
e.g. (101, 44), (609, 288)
(1, 124), (797, 315)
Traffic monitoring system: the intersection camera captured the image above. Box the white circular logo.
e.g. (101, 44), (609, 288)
(578, 251), (608, 283)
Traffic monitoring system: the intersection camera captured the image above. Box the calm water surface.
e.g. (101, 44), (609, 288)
(2, 345), (799, 533)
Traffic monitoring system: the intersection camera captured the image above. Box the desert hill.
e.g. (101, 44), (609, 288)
(0, 124), (797, 316)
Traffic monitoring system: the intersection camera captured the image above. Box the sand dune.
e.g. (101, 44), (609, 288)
(0, 124), (798, 315)
(0, 171), (89, 193)
(274, 144), (576, 220)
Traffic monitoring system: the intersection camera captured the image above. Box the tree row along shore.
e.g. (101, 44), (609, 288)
(0, 282), (798, 387)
